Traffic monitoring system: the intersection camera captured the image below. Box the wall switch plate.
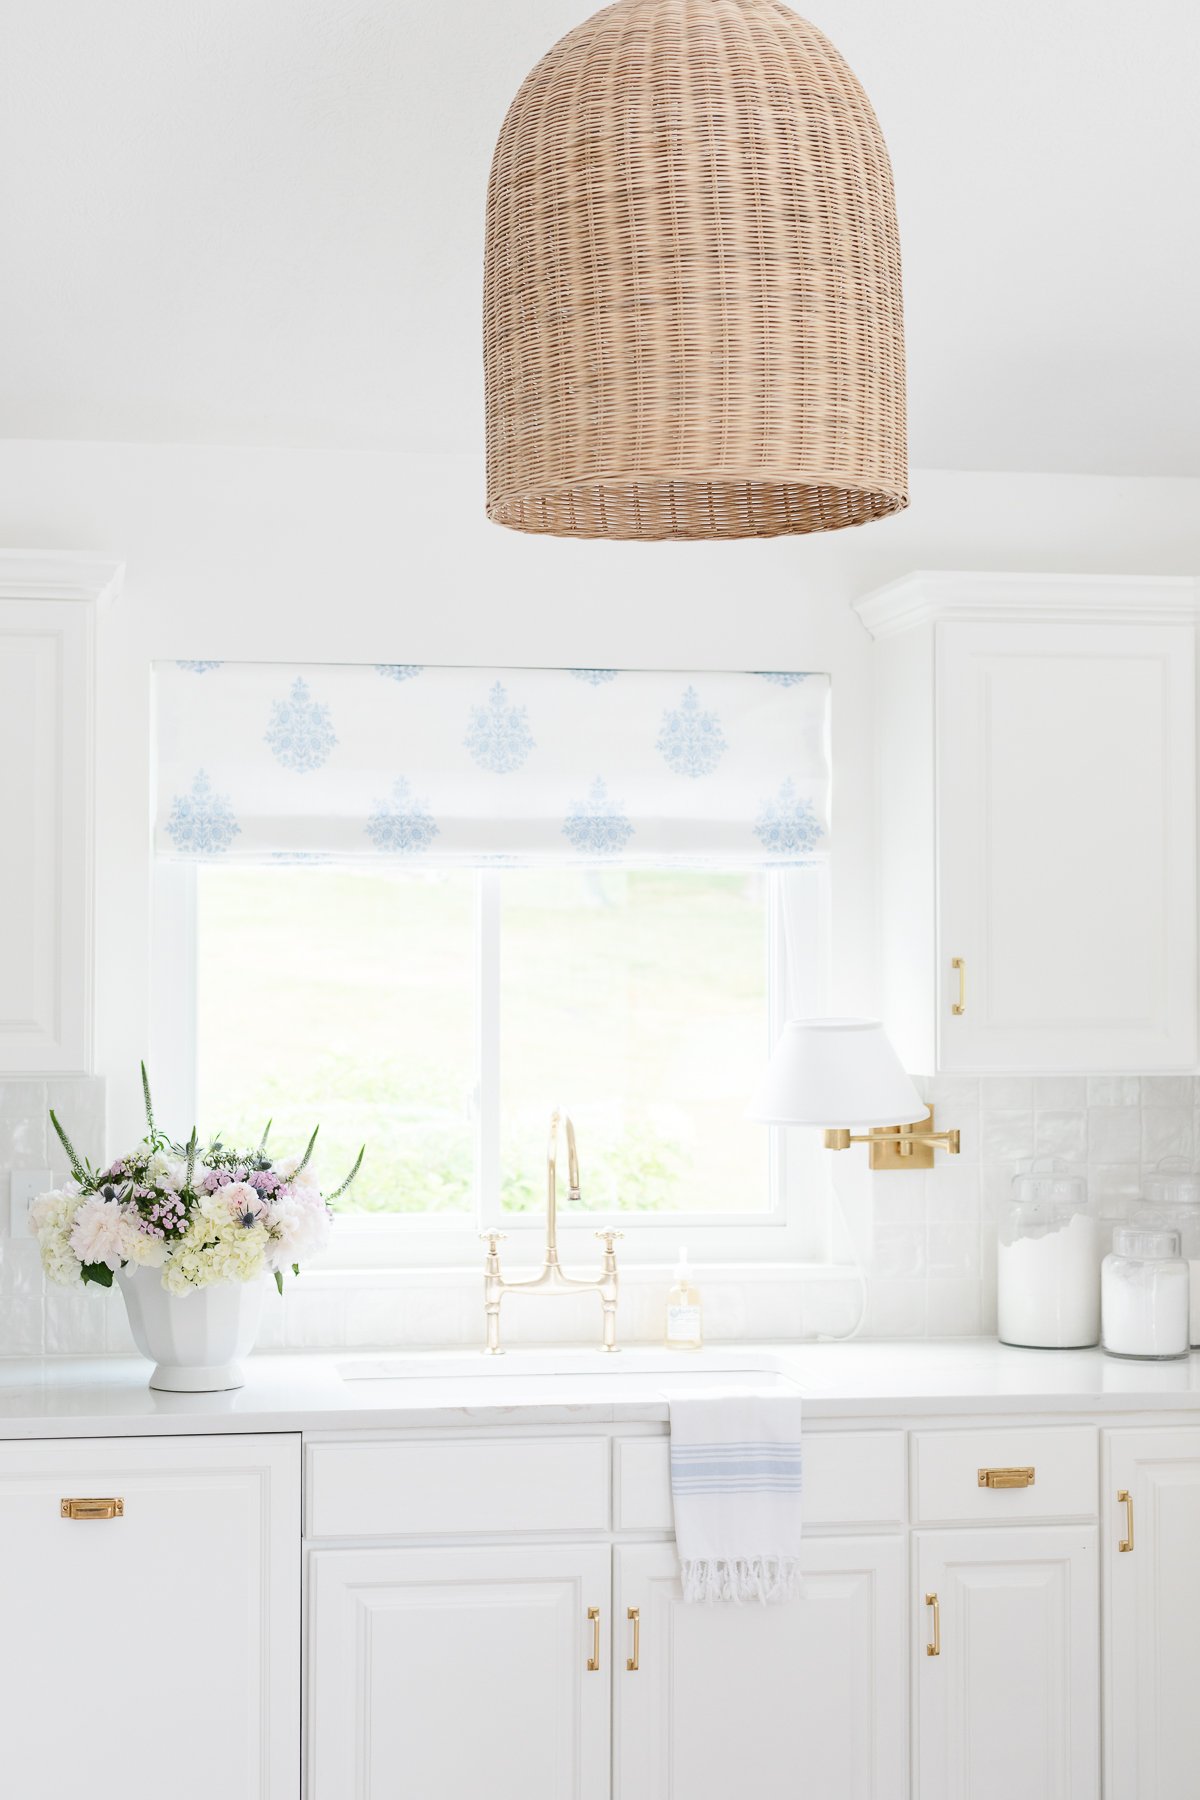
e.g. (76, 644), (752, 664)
(9, 1170), (51, 1237)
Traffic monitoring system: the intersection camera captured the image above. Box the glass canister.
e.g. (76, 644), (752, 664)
(1101, 1225), (1190, 1360)
(997, 1167), (1099, 1349)
(1141, 1165), (1200, 1347)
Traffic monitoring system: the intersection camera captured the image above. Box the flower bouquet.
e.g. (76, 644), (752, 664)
(31, 1065), (364, 1390)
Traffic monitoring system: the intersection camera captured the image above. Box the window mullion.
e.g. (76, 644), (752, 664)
(476, 870), (502, 1226)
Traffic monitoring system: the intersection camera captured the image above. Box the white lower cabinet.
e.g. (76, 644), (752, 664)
(0, 1432), (300, 1800)
(613, 1537), (908, 1800)
(1104, 1427), (1200, 1798)
(915, 1526), (1099, 1800)
(307, 1542), (611, 1800)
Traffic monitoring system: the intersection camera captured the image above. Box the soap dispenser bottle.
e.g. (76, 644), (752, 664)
(665, 1248), (703, 1350)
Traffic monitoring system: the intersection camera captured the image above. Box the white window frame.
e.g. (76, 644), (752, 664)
(151, 861), (833, 1269)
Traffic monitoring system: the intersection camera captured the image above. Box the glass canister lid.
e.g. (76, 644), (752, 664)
(1010, 1162), (1088, 1211)
(1143, 1161), (1200, 1209)
(1112, 1224), (1182, 1260)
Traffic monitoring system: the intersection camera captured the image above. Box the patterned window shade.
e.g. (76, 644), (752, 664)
(153, 662), (830, 867)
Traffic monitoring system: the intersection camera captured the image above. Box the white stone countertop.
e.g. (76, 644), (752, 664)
(2, 1341), (1200, 1438)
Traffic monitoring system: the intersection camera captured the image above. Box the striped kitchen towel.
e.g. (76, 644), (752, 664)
(668, 1391), (804, 1604)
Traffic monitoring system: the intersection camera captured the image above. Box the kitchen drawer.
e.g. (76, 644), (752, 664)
(615, 1430), (907, 1531)
(911, 1426), (1097, 1524)
(306, 1434), (610, 1538)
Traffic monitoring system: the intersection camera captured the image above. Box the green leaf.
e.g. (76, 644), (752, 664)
(258, 1118), (272, 1154)
(296, 1123), (319, 1176)
(140, 1060), (157, 1140)
(80, 1262), (114, 1289)
(48, 1109), (87, 1186)
(274, 1269), (284, 1297)
(326, 1144), (366, 1206)
(291, 1262), (299, 1278)
(185, 1126), (197, 1193)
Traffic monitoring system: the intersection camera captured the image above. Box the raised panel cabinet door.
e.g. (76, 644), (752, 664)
(0, 598), (93, 1073)
(308, 1542), (611, 1800)
(936, 620), (1196, 1070)
(915, 1526), (1099, 1800)
(614, 1537), (907, 1800)
(1103, 1427), (1200, 1799)
(0, 1432), (301, 1800)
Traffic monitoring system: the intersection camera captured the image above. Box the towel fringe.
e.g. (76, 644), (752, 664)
(679, 1556), (804, 1606)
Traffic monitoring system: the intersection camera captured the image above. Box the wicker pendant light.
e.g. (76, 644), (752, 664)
(484, 0), (906, 540)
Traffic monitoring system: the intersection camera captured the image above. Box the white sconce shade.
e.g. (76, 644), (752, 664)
(747, 1018), (927, 1129)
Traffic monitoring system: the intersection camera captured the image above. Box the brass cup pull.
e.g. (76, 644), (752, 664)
(951, 957), (966, 1015)
(587, 1606), (601, 1671)
(977, 1466), (1035, 1489)
(1118, 1488), (1134, 1553)
(61, 1497), (124, 1521)
(626, 1606), (640, 1672)
(925, 1592), (940, 1657)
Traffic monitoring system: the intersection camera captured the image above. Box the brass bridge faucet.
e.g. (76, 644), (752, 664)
(481, 1109), (621, 1355)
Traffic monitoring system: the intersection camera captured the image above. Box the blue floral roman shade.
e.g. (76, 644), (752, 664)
(153, 662), (830, 867)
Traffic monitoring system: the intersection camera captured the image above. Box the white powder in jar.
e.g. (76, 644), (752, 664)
(1102, 1249), (1191, 1358)
(997, 1210), (1100, 1348)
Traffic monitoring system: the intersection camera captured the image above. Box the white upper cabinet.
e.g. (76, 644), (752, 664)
(0, 552), (121, 1076)
(857, 575), (1199, 1073)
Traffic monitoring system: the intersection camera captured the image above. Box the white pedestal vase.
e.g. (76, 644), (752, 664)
(118, 1268), (266, 1391)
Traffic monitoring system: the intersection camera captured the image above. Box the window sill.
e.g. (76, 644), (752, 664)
(293, 1260), (855, 1289)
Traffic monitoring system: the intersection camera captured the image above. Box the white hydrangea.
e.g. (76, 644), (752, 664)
(147, 1151), (189, 1193)
(29, 1184), (85, 1287)
(123, 1230), (169, 1269)
(160, 1191), (272, 1294)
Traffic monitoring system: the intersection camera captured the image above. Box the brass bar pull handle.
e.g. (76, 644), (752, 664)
(626, 1606), (640, 1672)
(587, 1606), (601, 1672)
(925, 1592), (940, 1657)
(60, 1497), (124, 1521)
(977, 1466), (1036, 1490)
(951, 957), (966, 1015)
(1118, 1489), (1134, 1553)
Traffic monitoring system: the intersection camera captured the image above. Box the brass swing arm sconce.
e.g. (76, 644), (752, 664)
(823, 1107), (960, 1172)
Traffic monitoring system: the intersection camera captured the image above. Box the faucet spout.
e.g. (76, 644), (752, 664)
(546, 1108), (580, 1262)
(481, 1110), (621, 1355)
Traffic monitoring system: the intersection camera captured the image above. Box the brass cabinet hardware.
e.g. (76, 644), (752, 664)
(587, 1606), (601, 1671)
(951, 957), (966, 1015)
(60, 1497), (124, 1521)
(925, 1592), (940, 1657)
(626, 1606), (640, 1672)
(977, 1466), (1036, 1490)
(1118, 1489), (1135, 1553)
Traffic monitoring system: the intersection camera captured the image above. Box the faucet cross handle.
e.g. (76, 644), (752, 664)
(480, 1230), (507, 1257)
(595, 1230), (624, 1254)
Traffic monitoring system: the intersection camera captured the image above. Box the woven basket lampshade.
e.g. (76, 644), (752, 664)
(484, 0), (906, 540)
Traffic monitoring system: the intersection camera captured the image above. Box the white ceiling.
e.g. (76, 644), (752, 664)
(2, 0), (1198, 475)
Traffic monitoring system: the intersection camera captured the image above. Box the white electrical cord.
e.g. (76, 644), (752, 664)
(821, 1176), (870, 1342)
(777, 867), (870, 1343)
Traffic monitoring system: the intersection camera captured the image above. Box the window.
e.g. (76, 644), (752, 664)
(151, 658), (833, 1265)
(156, 861), (828, 1265)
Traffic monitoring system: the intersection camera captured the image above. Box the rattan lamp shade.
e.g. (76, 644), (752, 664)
(484, 0), (906, 541)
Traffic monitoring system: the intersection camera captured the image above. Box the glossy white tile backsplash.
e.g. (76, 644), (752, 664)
(1, 1073), (1196, 1353)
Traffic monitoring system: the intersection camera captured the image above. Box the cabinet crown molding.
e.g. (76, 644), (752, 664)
(853, 570), (1200, 640)
(0, 548), (124, 604)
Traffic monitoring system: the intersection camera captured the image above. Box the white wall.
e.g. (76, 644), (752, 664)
(2, 443), (1200, 1350)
